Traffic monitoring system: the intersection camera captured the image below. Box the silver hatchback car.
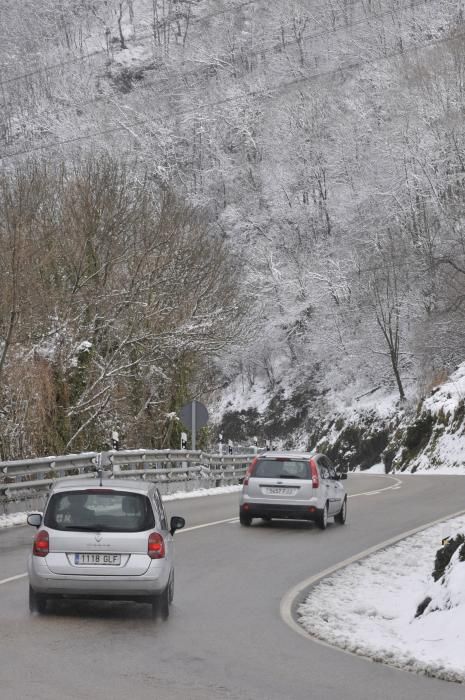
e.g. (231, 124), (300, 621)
(27, 478), (185, 617)
(239, 452), (347, 529)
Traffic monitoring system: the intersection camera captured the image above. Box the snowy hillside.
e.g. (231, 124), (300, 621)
(214, 357), (465, 478)
(389, 364), (465, 474)
(3, 1), (465, 457)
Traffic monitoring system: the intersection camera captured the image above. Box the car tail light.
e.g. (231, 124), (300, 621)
(148, 532), (165, 559)
(309, 459), (319, 489)
(33, 530), (49, 557)
(243, 456), (258, 486)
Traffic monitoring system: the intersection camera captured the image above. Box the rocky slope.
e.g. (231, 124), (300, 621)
(215, 362), (465, 474)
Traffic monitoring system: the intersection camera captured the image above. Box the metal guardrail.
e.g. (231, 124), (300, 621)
(0, 448), (256, 511)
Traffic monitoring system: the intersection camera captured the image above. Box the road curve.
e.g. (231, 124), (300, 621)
(1, 474), (465, 700)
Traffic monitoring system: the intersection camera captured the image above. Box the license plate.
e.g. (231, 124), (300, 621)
(262, 487), (297, 496)
(74, 553), (121, 565)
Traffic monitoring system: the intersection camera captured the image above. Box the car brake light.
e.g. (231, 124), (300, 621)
(33, 530), (49, 557)
(148, 532), (165, 559)
(309, 459), (319, 489)
(243, 456), (258, 486)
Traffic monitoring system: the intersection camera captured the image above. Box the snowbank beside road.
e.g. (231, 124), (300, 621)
(362, 462), (465, 476)
(163, 484), (242, 501)
(0, 512), (28, 528)
(298, 514), (465, 682)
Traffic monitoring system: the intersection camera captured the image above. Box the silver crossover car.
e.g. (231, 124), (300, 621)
(27, 478), (185, 617)
(239, 452), (347, 529)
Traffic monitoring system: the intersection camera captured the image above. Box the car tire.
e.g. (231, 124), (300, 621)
(317, 503), (329, 530)
(239, 512), (252, 526)
(29, 585), (47, 614)
(168, 571), (174, 604)
(335, 497), (347, 525)
(261, 516), (272, 523)
(152, 581), (170, 620)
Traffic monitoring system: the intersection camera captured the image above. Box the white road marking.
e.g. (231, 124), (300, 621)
(177, 517), (239, 533)
(348, 474), (402, 497)
(0, 573), (28, 586)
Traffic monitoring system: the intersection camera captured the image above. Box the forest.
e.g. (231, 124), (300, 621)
(1, 0), (465, 457)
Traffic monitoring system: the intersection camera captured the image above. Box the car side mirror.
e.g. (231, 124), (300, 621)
(170, 515), (185, 535)
(27, 513), (42, 528)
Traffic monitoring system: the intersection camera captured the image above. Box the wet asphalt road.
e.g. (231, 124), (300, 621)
(1, 474), (465, 700)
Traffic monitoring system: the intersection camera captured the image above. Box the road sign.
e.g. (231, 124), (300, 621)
(179, 401), (209, 430)
(179, 400), (209, 450)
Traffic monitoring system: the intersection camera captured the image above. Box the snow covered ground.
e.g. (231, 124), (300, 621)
(298, 513), (465, 682)
(0, 511), (30, 529)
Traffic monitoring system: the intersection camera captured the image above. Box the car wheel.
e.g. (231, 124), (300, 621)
(335, 497), (347, 525)
(29, 585), (47, 614)
(317, 503), (329, 530)
(239, 512), (252, 526)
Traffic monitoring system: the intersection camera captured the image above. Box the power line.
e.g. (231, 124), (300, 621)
(0, 0), (441, 158)
(0, 49), (103, 88)
(0, 0), (424, 90)
(0, 1), (260, 88)
(3, 0), (434, 128)
(0, 17), (459, 162)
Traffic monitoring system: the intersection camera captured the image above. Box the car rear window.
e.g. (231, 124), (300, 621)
(44, 490), (155, 532)
(253, 459), (310, 479)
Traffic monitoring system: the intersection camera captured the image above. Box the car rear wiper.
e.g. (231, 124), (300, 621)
(63, 524), (117, 532)
(278, 474), (302, 479)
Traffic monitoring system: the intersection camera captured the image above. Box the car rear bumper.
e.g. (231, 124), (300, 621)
(240, 503), (320, 521)
(28, 556), (170, 598)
